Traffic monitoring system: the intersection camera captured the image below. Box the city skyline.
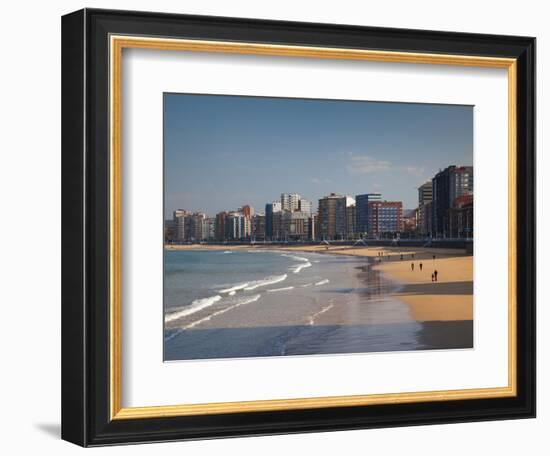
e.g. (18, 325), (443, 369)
(166, 162), (474, 243)
(164, 93), (473, 217)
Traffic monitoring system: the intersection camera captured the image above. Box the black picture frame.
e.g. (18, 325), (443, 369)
(62, 8), (535, 447)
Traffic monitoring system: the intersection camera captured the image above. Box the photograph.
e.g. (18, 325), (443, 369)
(163, 93), (474, 361)
(58, 5), (536, 447)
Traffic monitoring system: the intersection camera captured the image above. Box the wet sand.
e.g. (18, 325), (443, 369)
(283, 245), (474, 323)
(166, 243), (473, 324)
(165, 321), (473, 360)
(164, 245), (473, 360)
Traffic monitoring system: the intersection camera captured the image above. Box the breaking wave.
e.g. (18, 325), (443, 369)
(243, 274), (288, 290)
(290, 262), (312, 274)
(165, 295), (222, 322)
(219, 282), (249, 294)
(183, 294), (261, 330)
(267, 286), (295, 293)
(308, 303), (334, 325)
(282, 253), (309, 262)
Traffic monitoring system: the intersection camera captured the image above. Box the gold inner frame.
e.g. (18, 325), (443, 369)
(109, 35), (518, 420)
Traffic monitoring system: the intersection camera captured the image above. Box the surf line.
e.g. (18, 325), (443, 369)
(267, 286), (294, 293)
(308, 303), (334, 325)
(183, 294), (262, 330)
(165, 295), (222, 322)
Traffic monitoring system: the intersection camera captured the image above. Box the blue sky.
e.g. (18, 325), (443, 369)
(164, 93), (472, 217)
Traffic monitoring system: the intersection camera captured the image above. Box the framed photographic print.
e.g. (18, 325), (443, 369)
(61, 8), (536, 446)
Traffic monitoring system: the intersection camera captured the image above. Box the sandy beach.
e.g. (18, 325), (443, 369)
(164, 244), (473, 360)
(278, 244), (473, 322)
(165, 243), (473, 325)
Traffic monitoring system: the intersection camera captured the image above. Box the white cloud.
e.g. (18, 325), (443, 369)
(347, 155), (392, 174)
(346, 153), (426, 178)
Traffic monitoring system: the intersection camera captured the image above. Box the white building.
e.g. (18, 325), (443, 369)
(281, 193), (301, 212)
(298, 198), (313, 215)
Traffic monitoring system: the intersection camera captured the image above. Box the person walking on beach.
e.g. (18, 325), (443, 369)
(434, 269), (438, 282)
(419, 262), (423, 271)
(431, 273), (435, 282)
(411, 263), (414, 271)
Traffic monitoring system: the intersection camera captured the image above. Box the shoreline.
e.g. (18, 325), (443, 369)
(166, 243), (473, 323)
(164, 245), (473, 358)
(165, 243), (468, 256)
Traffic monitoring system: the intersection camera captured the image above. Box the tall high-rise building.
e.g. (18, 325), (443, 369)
(418, 181), (433, 206)
(335, 196), (355, 239)
(281, 193), (301, 212)
(417, 181), (433, 236)
(225, 212), (247, 240)
(367, 201), (403, 237)
(237, 205), (254, 239)
(239, 205), (254, 218)
(265, 201), (282, 240)
(298, 198), (312, 216)
(432, 166), (473, 237)
(423, 201), (433, 238)
(281, 211), (311, 241)
(318, 193), (342, 240)
(186, 212), (207, 242)
(171, 210), (210, 242)
(449, 194), (473, 238)
(202, 217), (215, 241)
(346, 204), (356, 239)
(164, 219), (176, 243)
(215, 212), (228, 241)
(173, 209), (189, 242)
(251, 213), (266, 241)
(450, 166), (474, 203)
(355, 193), (382, 236)
(243, 214), (252, 239)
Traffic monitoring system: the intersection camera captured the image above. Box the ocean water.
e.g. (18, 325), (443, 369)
(164, 249), (472, 360)
(164, 249), (301, 315)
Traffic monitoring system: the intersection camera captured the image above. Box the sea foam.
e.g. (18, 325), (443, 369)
(282, 253), (309, 262)
(290, 262), (312, 274)
(165, 295), (222, 322)
(219, 282), (249, 294)
(267, 286), (294, 293)
(243, 274), (288, 291)
(184, 294), (261, 330)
